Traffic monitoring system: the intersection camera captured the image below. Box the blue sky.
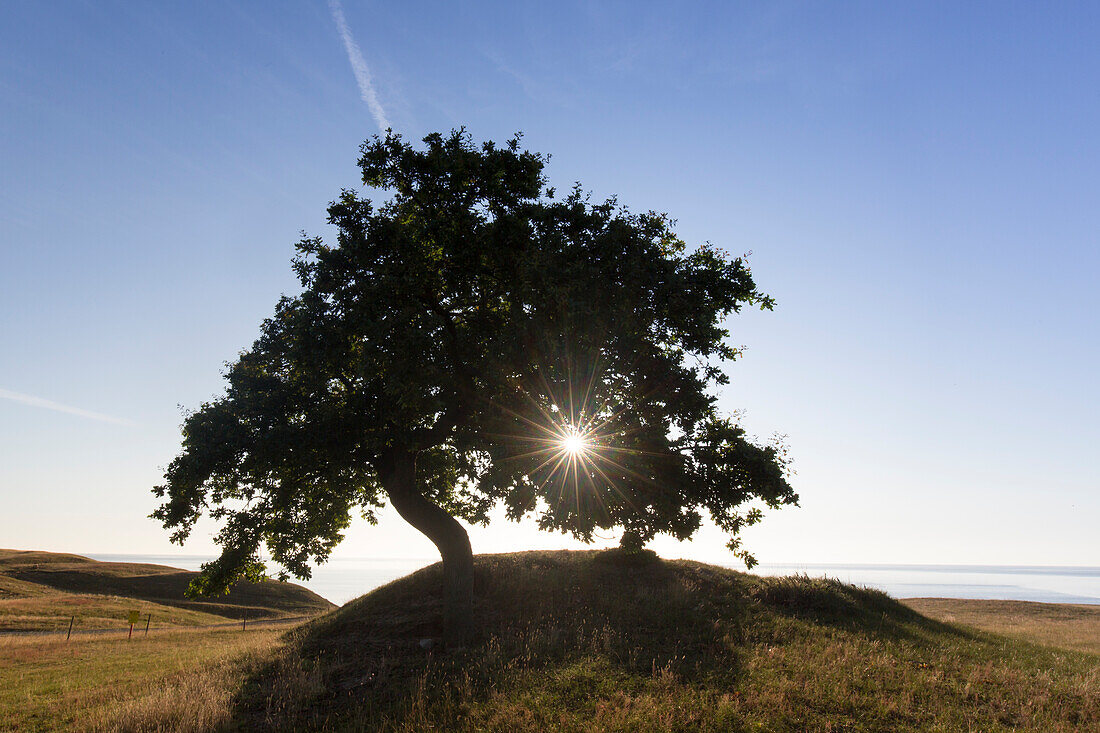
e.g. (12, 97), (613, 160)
(1, 1), (1097, 566)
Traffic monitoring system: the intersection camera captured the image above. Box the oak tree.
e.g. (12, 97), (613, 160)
(153, 130), (797, 641)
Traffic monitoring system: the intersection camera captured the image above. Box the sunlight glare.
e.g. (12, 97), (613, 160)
(561, 431), (588, 456)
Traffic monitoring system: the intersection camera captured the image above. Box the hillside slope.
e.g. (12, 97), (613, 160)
(0, 550), (334, 625)
(228, 550), (1097, 732)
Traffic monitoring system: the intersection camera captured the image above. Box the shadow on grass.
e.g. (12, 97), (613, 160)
(226, 550), (972, 730)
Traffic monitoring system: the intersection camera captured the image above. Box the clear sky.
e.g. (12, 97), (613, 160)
(2, 1), (1097, 568)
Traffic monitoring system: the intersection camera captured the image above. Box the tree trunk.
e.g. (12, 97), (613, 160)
(379, 449), (474, 645)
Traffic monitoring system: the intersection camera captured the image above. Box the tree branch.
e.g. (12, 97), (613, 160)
(411, 295), (476, 448)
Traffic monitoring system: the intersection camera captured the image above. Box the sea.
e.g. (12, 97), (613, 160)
(87, 554), (1100, 607)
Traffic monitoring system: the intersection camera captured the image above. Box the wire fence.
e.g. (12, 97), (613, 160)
(0, 614), (312, 639)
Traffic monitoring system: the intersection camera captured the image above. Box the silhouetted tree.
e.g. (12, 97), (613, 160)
(153, 130), (797, 641)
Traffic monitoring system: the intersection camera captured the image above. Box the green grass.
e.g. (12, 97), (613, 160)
(0, 549), (335, 623)
(3, 550), (1097, 732)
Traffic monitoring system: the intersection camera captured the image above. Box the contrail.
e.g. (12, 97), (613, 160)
(0, 388), (134, 426)
(328, 0), (390, 132)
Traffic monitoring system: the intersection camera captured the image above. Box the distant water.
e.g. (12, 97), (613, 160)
(752, 563), (1100, 607)
(88, 554), (1100, 607)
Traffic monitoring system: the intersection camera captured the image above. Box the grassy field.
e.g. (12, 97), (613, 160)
(0, 626), (290, 732)
(3, 550), (1097, 732)
(0, 592), (232, 632)
(904, 597), (1100, 656)
(0, 550), (335, 625)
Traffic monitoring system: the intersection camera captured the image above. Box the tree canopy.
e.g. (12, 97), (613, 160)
(153, 130), (797, 635)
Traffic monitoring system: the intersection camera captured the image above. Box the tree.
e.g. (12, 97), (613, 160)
(153, 130), (798, 642)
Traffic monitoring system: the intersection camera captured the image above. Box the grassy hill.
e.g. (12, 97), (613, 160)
(3, 550), (1096, 731)
(216, 550), (1097, 732)
(0, 549), (334, 631)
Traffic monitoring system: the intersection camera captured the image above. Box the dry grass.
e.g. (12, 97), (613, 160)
(0, 625), (293, 732)
(0, 548), (334, 621)
(0, 593), (232, 632)
(0, 574), (53, 599)
(231, 551), (1100, 732)
(3, 552), (1097, 732)
(904, 597), (1100, 656)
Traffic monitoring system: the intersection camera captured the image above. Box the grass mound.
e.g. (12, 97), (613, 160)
(232, 551), (1099, 732)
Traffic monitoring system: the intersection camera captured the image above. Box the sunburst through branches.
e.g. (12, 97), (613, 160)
(489, 357), (672, 534)
(560, 427), (589, 456)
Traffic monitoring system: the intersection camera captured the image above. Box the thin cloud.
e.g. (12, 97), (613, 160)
(329, 0), (390, 132)
(482, 49), (576, 110)
(0, 388), (135, 426)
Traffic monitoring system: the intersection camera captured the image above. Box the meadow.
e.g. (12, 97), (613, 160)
(3, 550), (1096, 732)
(0, 626), (288, 732)
(903, 597), (1100, 656)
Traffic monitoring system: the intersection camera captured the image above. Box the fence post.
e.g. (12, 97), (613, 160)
(67, 616), (74, 641)
(145, 614), (151, 636)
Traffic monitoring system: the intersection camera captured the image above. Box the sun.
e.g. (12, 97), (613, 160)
(560, 430), (589, 456)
